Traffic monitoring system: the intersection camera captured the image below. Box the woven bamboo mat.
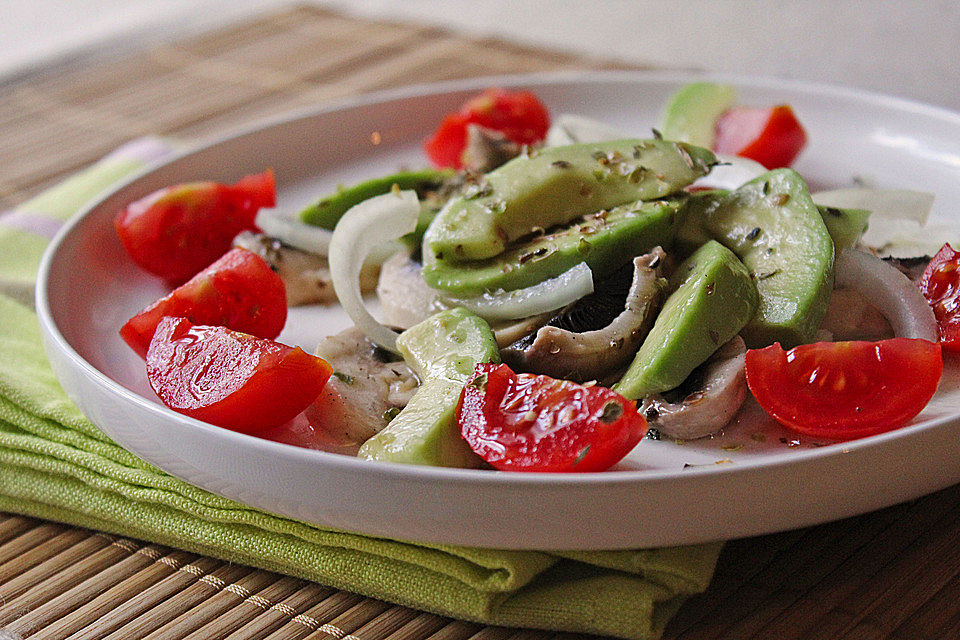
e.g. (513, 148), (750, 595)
(0, 4), (630, 208)
(3, 5), (960, 640)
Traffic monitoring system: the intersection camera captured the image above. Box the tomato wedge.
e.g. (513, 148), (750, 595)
(745, 339), (942, 440)
(919, 243), (960, 352)
(424, 113), (471, 169)
(424, 88), (550, 169)
(120, 247), (287, 358)
(457, 363), (647, 472)
(146, 317), (331, 434)
(714, 105), (807, 169)
(115, 170), (275, 284)
(461, 88), (551, 145)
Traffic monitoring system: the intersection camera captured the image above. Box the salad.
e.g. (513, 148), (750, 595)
(113, 84), (954, 472)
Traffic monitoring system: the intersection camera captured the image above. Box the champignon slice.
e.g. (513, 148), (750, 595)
(882, 255), (931, 282)
(501, 248), (667, 382)
(461, 124), (523, 173)
(819, 287), (894, 342)
(491, 313), (553, 348)
(641, 336), (747, 440)
(304, 327), (419, 454)
(233, 231), (377, 306)
(376, 250), (451, 330)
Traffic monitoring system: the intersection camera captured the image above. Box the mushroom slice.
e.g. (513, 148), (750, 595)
(233, 231), (377, 306)
(501, 247), (667, 382)
(376, 250), (451, 330)
(491, 313), (553, 348)
(305, 327), (419, 454)
(641, 336), (747, 440)
(820, 287), (894, 342)
(461, 124), (523, 173)
(881, 255), (931, 282)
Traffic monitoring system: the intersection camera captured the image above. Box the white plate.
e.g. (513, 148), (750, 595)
(36, 71), (960, 550)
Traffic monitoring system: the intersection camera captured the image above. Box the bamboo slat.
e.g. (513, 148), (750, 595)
(61, 556), (225, 640)
(219, 584), (339, 640)
(35, 550), (196, 640)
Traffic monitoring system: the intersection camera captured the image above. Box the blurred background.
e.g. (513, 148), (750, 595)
(3, 0), (959, 110)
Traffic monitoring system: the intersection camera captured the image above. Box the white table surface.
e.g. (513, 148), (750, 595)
(3, 0), (958, 112)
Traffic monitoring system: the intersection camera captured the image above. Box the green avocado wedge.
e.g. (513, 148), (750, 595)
(422, 199), (680, 295)
(299, 168), (454, 230)
(818, 205), (870, 251)
(675, 190), (723, 255)
(613, 240), (758, 400)
(660, 83), (737, 148)
(423, 139), (715, 263)
(676, 189), (868, 256)
(357, 308), (499, 467)
(701, 169), (835, 347)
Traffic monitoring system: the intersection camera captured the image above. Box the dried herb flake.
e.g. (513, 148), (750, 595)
(332, 372), (355, 385)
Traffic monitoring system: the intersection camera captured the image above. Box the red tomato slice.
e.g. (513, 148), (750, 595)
(424, 88), (550, 168)
(714, 105), (807, 169)
(146, 317), (331, 434)
(457, 363), (647, 472)
(115, 170), (275, 284)
(745, 339), (942, 440)
(919, 243), (960, 351)
(423, 113), (471, 170)
(462, 88), (551, 146)
(120, 247), (287, 358)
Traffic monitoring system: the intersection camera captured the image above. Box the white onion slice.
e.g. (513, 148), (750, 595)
(329, 190), (420, 352)
(544, 114), (628, 147)
(812, 188), (934, 225)
(439, 263), (594, 321)
(691, 154), (766, 191)
(814, 188), (939, 258)
(256, 210), (332, 254)
(256, 209), (399, 264)
(834, 248), (938, 341)
(861, 219), (959, 259)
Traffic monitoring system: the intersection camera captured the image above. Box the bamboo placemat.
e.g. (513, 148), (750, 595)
(3, 5), (960, 640)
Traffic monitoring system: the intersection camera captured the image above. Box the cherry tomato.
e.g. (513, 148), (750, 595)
(424, 88), (550, 169)
(120, 247), (287, 358)
(919, 243), (960, 352)
(714, 105), (807, 169)
(115, 170), (275, 284)
(424, 113), (471, 169)
(745, 339), (942, 440)
(461, 88), (551, 145)
(457, 363), (647, 472)
(146, 317), (331, 434)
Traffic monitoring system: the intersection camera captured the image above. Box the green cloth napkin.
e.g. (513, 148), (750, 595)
(0, 139), (721, 639)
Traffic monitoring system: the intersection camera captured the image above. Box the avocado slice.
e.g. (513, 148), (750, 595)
(677, 190), (869, 255)
(357, 308), (498, 467)
(702, 169), (834, 347)
(299, 168), (454, 229)
(613, 240), (758, 400)
(660, 83), (737, 148)
(818, 205), (869, 251)
(422, 199), (679, 295)
(424, 139), (715, 263)
(675, 190), (724, 255)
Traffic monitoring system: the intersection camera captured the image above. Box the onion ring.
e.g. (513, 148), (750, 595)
(329, 190), (420, 352)
(834, 248), (938, 341)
